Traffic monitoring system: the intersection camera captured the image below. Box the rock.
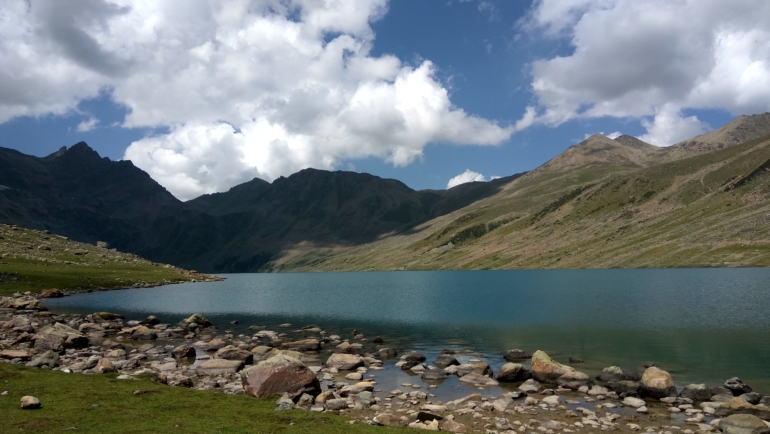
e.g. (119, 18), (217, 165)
(715, 397), (770, 420)
(296, 393), (315, 409)
(597, 366), (641, 383)
(357, 391), (374, 406)
(403, 351), (426, 362)
(0, 349), (31, 360)
(20, 396), (41, 409)
(542, 395), (561, 406)
(421, 367), (448, 381)
(458, 372), (499, 387)
(182, 313), (212, 327)
(215, 345), (253, 363)
(126, 325), (157, 341)
(587, 385), (610, 396)
(251, 346), (273, 355)
(568, 356), (584, 363)
(241, 354), (320, 400)
(372, 336), (384, 344)
(93, 312), (124, 321)
(740, 393), (762, 405)
(281, 339), (321, 352)
(325, 399), (349, 411)
(725, 378), (754, 396)
(640, 366), (678, 398)
(95, 357), (116, 374)
(719, 414), (770, 434)
(681, 384), (714, 402)
(531, 350), (590, 389)
(378, 348), (397, 359)
(495, 363), (531, 382)
(374, 413), (408, 427)
(456, 362), (492, 378)
(610, 380), (641, 395)
(494, 417), (513, 430)
(35, 323), (88, 352)
(441, 420), (471, 433)
(417, 411), (443, 422)
(325, 353), (364, 371)
(339, 382), (374, 397)
(334, 341), (356, 354)
(145, 315), (160, 325)
(433, 354), (459, 369)
(345, 372), (363, 381)
(171, 344), (196, 358)
(203, 338), (227, 351)
(400, 360), (421, 371)
(315, 391), (335, 403)
(26, 350), (59, 368)
(1, 296), (47, 311)
(96, 241), (110, 249)
(195, 359), (245, 376)
(39, 288), (64, 298)
(519, 379), (542, 393)
(623, 396), (647, 408)
(504, 349), (531, 361)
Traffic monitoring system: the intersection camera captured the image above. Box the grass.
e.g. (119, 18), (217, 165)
(0, 257), (194, 297)
(0, 364), (406, 434)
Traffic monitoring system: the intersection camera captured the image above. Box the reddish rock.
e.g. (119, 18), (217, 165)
(241, 354), (320, 400)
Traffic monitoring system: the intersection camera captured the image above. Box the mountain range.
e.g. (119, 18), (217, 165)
(2, 113), (770, 272)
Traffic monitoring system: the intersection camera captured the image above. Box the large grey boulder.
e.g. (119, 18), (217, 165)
(715, 397), (770, 420)
(26, 350), (59, 368)
(719, 414), (770, 434)
(325, 353), (364, 371)
(531, 350), (590, 389)
(456, 362), (493, 378)
(725, 378), (754, 396)
(35, 323), (88, 352)
(433, 354), (459, 369)
(182, 313), (211, 327)
(215, 345), (253, 364)
(241, 354), (320, 400)
(680, 383), (712, 401)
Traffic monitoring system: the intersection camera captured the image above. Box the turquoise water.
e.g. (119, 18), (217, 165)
(43, 269), (770, 394)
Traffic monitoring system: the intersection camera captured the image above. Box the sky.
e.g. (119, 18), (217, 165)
(1, 0), (769, 201)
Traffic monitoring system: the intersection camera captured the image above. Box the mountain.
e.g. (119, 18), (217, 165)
(0, 144), (515, 272)
(277, 115), (770, 271)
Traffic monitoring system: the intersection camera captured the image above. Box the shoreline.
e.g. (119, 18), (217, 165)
(2, 296), (769, 433)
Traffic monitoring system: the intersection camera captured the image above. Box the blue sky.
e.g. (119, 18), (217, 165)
(1, 0), (766, 199)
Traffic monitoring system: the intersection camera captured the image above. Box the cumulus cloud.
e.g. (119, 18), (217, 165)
(76, 117), (99, 132)
(518, 0), (770, 145)
(0, 0), (512, 200)
(447, 169), (486, 189)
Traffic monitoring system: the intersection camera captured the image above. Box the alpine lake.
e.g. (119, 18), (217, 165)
(43, 268), (770, 399)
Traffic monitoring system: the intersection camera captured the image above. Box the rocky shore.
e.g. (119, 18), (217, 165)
(2, 293), (769, 434)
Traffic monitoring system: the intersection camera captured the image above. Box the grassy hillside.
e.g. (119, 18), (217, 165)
(0, 224), (218, 297)
(276, 132), (770, 271)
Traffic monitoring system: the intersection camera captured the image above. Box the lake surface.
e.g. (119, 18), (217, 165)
(44, 269), (770, 395)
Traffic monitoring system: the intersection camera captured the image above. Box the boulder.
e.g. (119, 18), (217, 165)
(203, 338), (227, 351)
(20, 396), (41, 410)
(325, 353), (364, 371)
(26, 350), (59, 368)
(377, 348), (397, 359)
(182, 313), (211, 327)
(333, 341), (356, 354)
(421, 367), (448, 381)
(433, 354), (459, 369)
(441, 420), (471, 433)
(622, 396), (646, 408)
(1, 296), (47, 311)
(374, 413), (408, 427)
(39, 289), (64, 298)
(93, 312), (124, 321)
(35, 323), (88, 352)
(325, 399), (349, 411)
(519, 379), (541, 394)
(315, 391), (335, 403)
(680, 384), (713, 402)
(458, 372), (499, 388)
(495, 363), (531, 383)
(640, 366), (677, 398)
(215, 345), (254, 363)
(241, 354), (320, 400)
(725, 378), (754, 396)
(719, 414), (770, 434)
(281, 339), (321, 352)
(171, 344), (196, 358)
(609, 380), (641, 396)
(504, 349), (531, 362)
(339, 382), (374, 397)
(596, 366), (641, 383)
(145, 315), (160, 325)
(95, 357), (116, 374)
(456, 362), (493, 378)
(195, 359), (244, 376)
(741, 393), (762, 405)
(125, 325), (157, 341)
(715, 397), (770, 420)
(530, 350), (590, 389)
(403, 351), (426, 362)
(0, 349), (31, 360)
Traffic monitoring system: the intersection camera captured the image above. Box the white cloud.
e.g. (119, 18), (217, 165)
(0, 0), (513, 200)
(490, 175), (501, 180)
(583, 131), (623, 140)
(447, 169), (486, 189)
(518, 0), (770, 146)
(76, 117), (99, 132)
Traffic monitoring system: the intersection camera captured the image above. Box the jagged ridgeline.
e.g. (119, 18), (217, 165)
(2, 113), (770, 272)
